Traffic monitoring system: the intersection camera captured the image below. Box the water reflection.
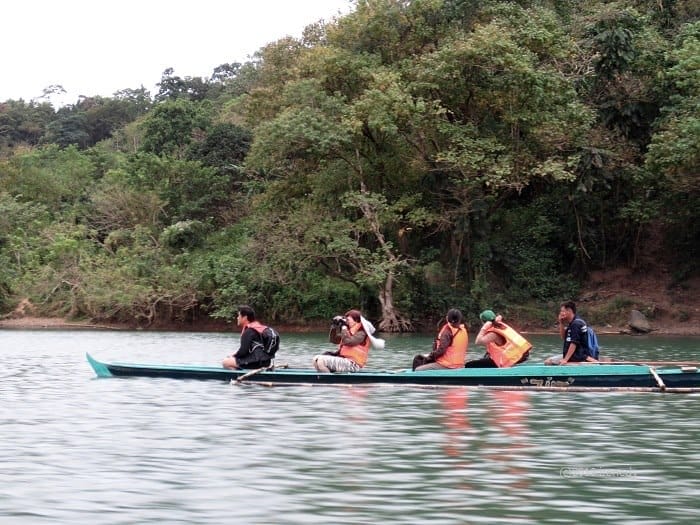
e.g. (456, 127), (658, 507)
(437, 387), (534, 503)
(441, 388), (470, 458)
(486, 390), (531, 489)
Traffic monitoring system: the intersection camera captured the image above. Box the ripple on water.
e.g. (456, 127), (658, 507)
(1, 330), (700, 524)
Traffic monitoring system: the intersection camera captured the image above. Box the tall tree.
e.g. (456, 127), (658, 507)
(155, 68), (212, 102)
(139, 99), (212, 157)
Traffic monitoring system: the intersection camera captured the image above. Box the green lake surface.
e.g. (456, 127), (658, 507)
(1, 329), (699, 524)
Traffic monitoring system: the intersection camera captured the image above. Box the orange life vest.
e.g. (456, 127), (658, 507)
(485, 322), (532, 368)
(436, 323), (469, 368)
(245, 320), (267, 336)
(338, 323), (370, 367)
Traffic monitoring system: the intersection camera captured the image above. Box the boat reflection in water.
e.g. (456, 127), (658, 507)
(441, 388), (471, 458)
(440, 387), (532, 492)
(486, 390), (531, 490)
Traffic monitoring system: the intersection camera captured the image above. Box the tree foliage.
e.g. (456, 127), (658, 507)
(0, 0), (697, 329)
(646, 21), (700, 193)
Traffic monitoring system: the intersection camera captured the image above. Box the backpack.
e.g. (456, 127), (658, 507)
(260, 326), (280, 357)
(586, 326), (600, 359)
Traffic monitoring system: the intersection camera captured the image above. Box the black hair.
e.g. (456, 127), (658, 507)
(447, 308), (463, 325)
(560, 300), (577, 314)
(238, 305), (256, 321)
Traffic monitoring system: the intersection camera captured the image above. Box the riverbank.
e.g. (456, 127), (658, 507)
(0, 315), (330, 333)
(1, 267), (698, 335)
(0, 314), (698, 336)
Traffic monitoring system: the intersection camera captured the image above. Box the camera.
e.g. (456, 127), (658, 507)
(331, 315), (348, 328)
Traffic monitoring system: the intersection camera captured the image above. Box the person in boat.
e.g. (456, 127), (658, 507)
(312, 309), (370, 373)
(222, 305), (274, 370)
(545, 300), (599, 365)
(412, 308), (468, 371)
(464, 310), (532, 368)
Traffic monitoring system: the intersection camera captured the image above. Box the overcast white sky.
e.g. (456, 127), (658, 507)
(1, 0), (353, 105)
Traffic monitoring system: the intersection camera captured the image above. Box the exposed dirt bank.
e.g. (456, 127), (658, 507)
(573, 268), (700, 336)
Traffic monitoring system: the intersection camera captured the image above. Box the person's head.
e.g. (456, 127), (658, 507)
(446, 308), (463, 326)
(479, 309), (496, 323)
(344, 309), (362, 328)
(237, 305), (256, 325)
(559, 301), (576, 323)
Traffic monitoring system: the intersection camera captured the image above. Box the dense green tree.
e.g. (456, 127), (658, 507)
(646, 21), (699, 194)
(79, 95), (151, 145)
(69, 226), (202, 324)
(0, 145), (96, 214)
(412, 12), (592, 295)
(139, 99), (212, 157)
(117, 153), (230, 222)
(329, 0), (447, 64)
(155, 68), (212, 102)
(186, 123), (251, 176)
(214, 61), (262, 99)
(245, 65), (433, 330)
(0, 193), (51, 308)
(42, 112), (91, 149)
(0, 99), (56, 152)
(645, 21), (700, 273)
(87, 174), (164, 239)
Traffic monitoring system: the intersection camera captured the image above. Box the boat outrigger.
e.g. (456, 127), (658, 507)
(86, 353), (700, 393)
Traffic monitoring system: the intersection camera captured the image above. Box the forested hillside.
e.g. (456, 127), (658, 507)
(0, 0), (697, 331)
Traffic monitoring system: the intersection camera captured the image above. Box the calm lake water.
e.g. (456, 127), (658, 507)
(1, 329), (699, 524)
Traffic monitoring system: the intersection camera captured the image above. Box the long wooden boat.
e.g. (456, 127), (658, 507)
(86, 353), (700, 392)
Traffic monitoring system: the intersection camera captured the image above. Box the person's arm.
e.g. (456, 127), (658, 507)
(329, 325), (342, 344)
(476, 316), (507, 346)
(234, 328), (255, 358)
(340, 327), (366, 346)
(475, 321), (493, 345)
(559, 323), (566, 340)
(431, 329), (453, 358)
(561, 342), (577, 364)
(558, 314), (567, 339)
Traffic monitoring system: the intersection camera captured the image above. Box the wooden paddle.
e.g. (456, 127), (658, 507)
(234, 363), (288, 384)
(648, 366), (667, 391)
(597, 360), (700, 367)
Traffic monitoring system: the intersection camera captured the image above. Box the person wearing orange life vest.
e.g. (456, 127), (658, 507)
(465, 309), (531, 368)
(412, 309), (468, 370)
(313, 309), (371, 373)
(222, 305), (273, 370)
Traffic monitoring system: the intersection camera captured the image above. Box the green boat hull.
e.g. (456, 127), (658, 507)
(86, 353), (700, 392)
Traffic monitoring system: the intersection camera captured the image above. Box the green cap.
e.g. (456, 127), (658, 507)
(480, 309), (496, 322)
